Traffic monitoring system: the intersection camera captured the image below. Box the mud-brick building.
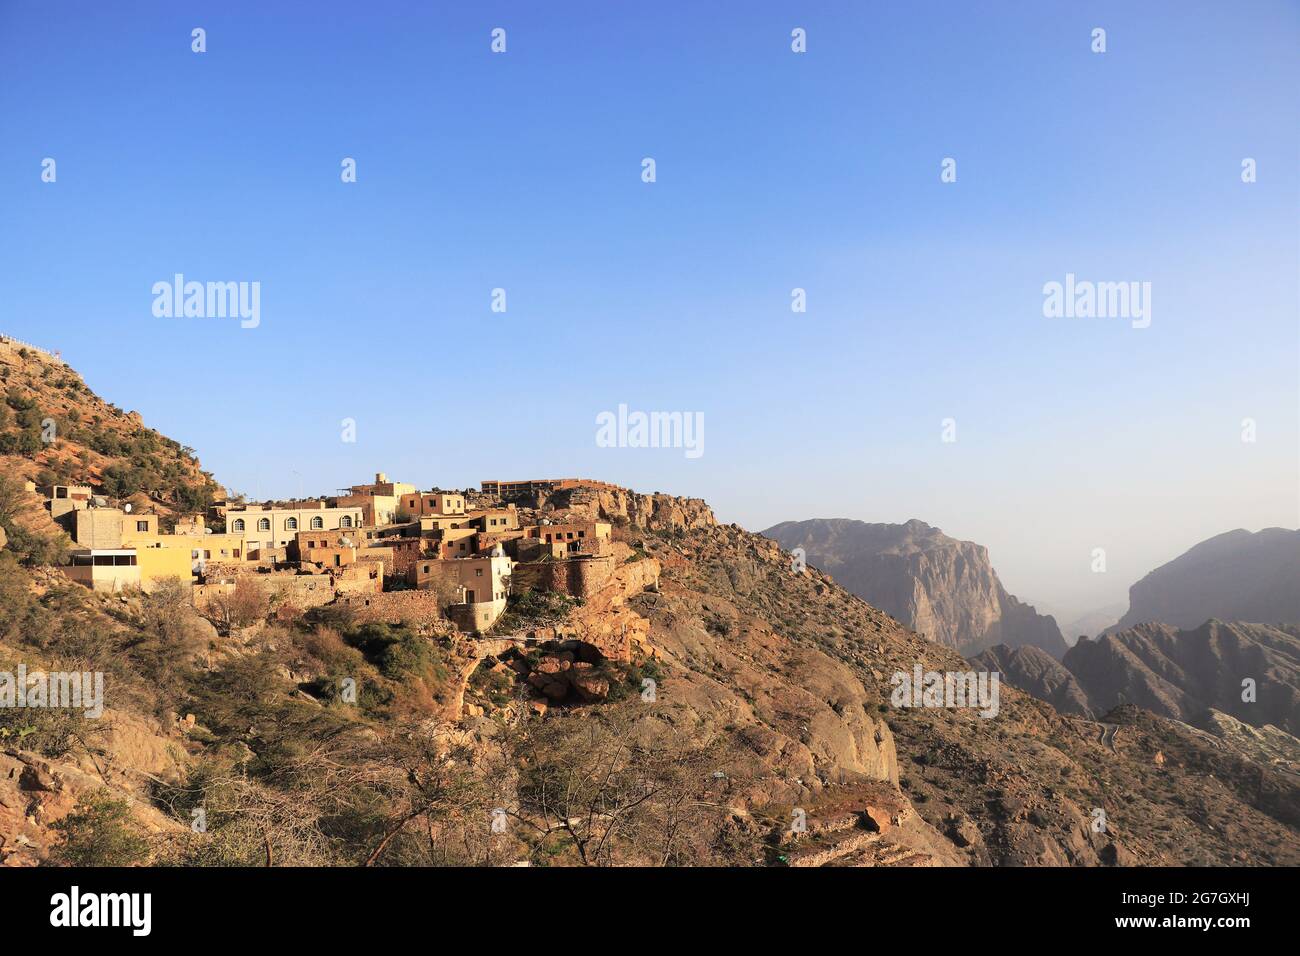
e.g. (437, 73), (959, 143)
(408, 551), (513, 633)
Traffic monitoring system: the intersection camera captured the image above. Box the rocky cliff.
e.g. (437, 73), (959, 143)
(762, 518), (1068, 659)
(1113, 528), (1300, 632)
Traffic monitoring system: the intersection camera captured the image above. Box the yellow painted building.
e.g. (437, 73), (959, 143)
(188, 533), (247, 564)
(128, 539), (196, 589)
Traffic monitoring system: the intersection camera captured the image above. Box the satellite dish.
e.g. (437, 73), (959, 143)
(123, 503), (133, 513)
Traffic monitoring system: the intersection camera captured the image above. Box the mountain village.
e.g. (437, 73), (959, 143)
(36, 472), (619, 635)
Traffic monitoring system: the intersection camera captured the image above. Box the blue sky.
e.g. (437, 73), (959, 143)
(1, 1), (1296, 621)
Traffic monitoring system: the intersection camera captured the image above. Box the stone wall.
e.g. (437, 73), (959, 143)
(334, 589), (448, 630)
(448, 598), (507, 633)
(193, 564), (380, 613)
(191, 581), (235, 609)
(333, 562), (383, 594)
(258, 573), (339, 610)
(512, 554), (617, 599)
(0, 334), (63, 364)
(563, 556), (661, 662)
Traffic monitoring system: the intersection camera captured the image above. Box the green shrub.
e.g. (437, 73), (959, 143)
(48, 790), (151, 866)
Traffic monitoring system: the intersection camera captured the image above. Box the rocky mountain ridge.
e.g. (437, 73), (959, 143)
(971, 619), (1300, 744)
(969, 644), (1094, 718)
(1065, 620), (1300, 735)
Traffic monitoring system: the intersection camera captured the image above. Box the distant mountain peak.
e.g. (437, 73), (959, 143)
(762, 517), (1067, 659)
(1112, 527), (1300, 632)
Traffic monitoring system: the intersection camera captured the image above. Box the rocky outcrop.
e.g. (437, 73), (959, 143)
(627, 530), (902, 803)
(763, 518), (1067, 659)
(775, 781), (965, 867)
(1112, 528), (1300, 632)
(1065, 620), (1300, 734)
(1203, 709), (1300, 775)
(523, 649), (612, 703)
(1, 717), (185, 867)
(969, 644), (1094, 717)
(531, 485), (715, 532)
(564, 553), (659, 662)
(452, 553), (662, 716)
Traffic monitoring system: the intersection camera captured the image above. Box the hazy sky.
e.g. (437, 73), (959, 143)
(2, 1), (1296, 621)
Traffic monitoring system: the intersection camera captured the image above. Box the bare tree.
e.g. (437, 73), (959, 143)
(204, 579), (269, 633)
(503, 706), (740, 865)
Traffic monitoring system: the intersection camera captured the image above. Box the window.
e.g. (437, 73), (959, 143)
(285, 517), (298, 530)
(257, 518), (270, 531)
(475, 568), (483, 577)
(136, 520), (149, 532)
(311, 516), (323, 529)
(578, 530), (585, 538)
(204, 550), (211, 559)
(341, 515), (353, 528)
(232, 519), (245, 532)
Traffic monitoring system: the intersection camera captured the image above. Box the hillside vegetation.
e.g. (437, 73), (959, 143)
(0, 343), (218, 530)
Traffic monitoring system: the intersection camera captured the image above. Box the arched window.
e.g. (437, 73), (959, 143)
(257, 518), (271, 532)
(310, 516), (323, 530)
(285, 517), (298, 531)
(232, 519), (245, 533)
(340, 515), (353, 528)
